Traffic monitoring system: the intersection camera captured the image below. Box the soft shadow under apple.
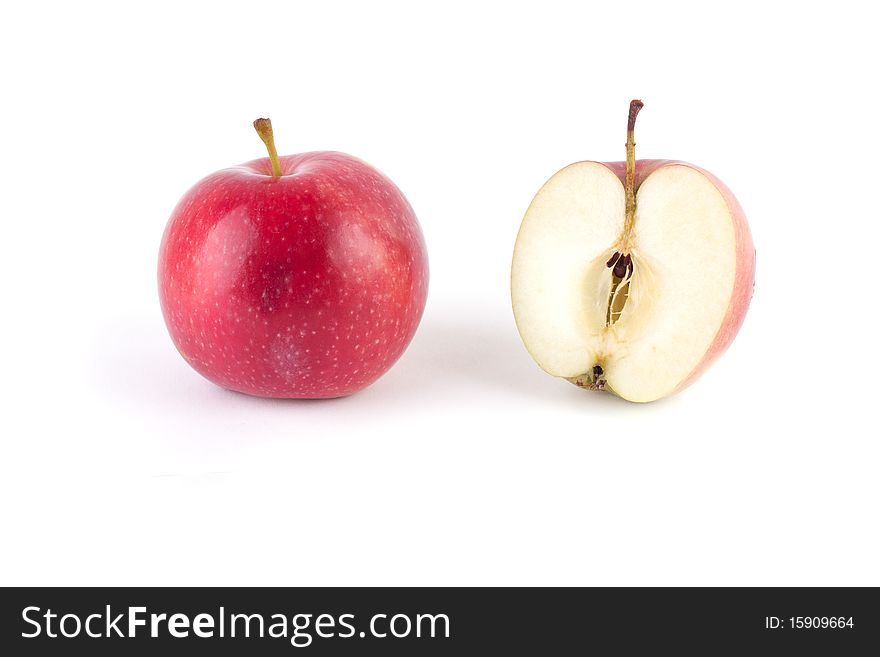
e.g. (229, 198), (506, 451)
(90, 310), (663, 414)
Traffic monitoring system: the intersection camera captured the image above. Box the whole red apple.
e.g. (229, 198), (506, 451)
(158, 119), (428, 398)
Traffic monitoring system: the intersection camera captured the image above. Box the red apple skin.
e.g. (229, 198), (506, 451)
(158, 152), (428, 399)
(604, 159), (755, 393)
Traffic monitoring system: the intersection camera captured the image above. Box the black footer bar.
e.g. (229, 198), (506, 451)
(2, 587), (877, 654)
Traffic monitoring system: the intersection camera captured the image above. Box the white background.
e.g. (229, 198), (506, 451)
(1, 1), (878, 586)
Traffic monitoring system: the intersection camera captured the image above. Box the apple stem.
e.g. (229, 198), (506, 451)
(623, 99), (643, 249)
(253, 118), (283, 177)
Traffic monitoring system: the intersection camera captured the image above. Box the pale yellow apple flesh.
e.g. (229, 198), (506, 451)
(511, 148), (755, 403)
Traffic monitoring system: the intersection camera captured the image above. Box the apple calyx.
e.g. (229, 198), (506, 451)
(569, 365), (610, 392)
(253, 117), (283, 177)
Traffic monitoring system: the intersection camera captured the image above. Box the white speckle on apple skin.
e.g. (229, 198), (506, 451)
(158, 152), (429, 398)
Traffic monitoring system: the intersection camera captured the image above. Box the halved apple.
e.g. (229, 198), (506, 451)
(511, 101), (755, 402)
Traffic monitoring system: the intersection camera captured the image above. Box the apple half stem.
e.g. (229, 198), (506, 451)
(253, 118), (283, 177)
(622, 99), (643, 251)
